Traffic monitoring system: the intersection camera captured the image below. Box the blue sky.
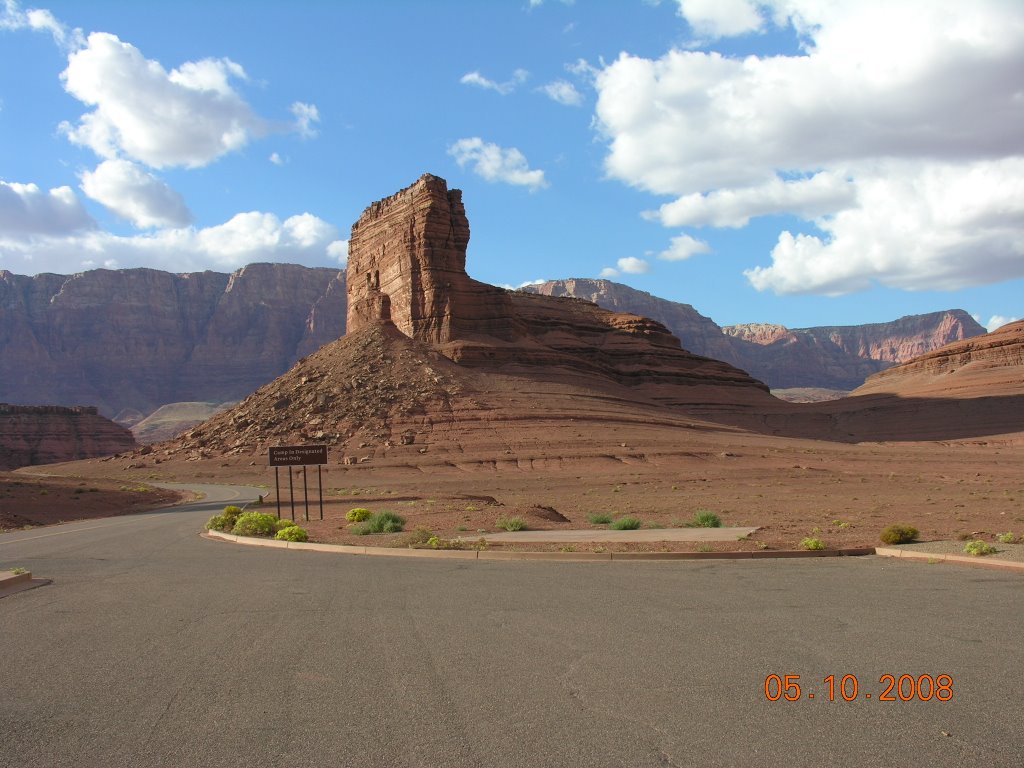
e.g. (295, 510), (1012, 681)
(1, 0), (1021, 331)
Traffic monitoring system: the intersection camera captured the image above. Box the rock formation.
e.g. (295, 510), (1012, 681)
(527, 280), (986, 390)
(347, 174), (766, 399)
(853, 319), (1024, 399)
(0, 263), (346, 416)
(0, 403), (137, 470)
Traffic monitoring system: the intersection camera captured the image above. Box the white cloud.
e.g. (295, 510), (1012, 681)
(460, 69), (528, 95)
(290, 102), (320, 138)
(59, 32), (266, 169)
(599, 267), (619, 278)
(566, 58), (600, 82)
(448, 137), (548, 190)
(326, 239), (348, 265)
(269, 152), (284, 165)
(0, 180), (94, 235)
(1, 0), (83, 50)
(617, 256), (650, 274)
(674, 0), (764, 38)
(540, 79), (583, 106)
(0, 210), (341, 275)
(79, 159), (191, 229)
(985, 315), (1019, 333)
(657, 234), (711, 261)
(649, 172), (856, 228)
(595, 0), (1024, 295)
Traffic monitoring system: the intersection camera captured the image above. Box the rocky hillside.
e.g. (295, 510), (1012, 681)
(526, 280), (985, 390)
(0, 404), (136, 470)
(853, 319), (1024, 399)
(0, 263), (345, 416)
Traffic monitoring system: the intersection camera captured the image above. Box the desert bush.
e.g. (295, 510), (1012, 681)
(222, 505), (244, 525)
(800, 537), (826, 551)
(996, 532), (1017, 544)
(690, 510), (722, 528)
(879, 524), (919, 545)
(346, 507), (372, 522)
(610, 516), (641, 530)
(231, 511), (279, 537)
(354, 511), (406, 535)
(273, 517), (300, 533)
(274, 525), (308, 542)
(588, 513), (613, 525)
(496, 517), (527, 532)
(963, 540), (997, 557)
(204, 514), (232, 532)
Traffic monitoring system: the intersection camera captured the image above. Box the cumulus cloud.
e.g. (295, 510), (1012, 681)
(59, 32), (266, 169)
(269, 152), (285, 165)
(674, 0), (764, 38)
(448, 137), (548, 190)
(460, 69), (528, 95)
(0, 180), (94, 235)
(540, 79), (583, 106)
(326, 239), (348, 265)
(595, 0), (1024, 295)
(657, 234), (711, 261)
(0, 210), (341, 275)
(599, 267), (619, 278)
(984, 315), (1019, 333)
(79, 159), (191, 228)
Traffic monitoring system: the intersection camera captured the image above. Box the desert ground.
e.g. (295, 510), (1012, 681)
(17, 415), (1022, 555)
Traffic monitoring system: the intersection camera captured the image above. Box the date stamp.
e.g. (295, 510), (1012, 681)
(764, 674), (954, 702)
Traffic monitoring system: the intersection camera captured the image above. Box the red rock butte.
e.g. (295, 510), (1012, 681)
(346, 173), (769, 403)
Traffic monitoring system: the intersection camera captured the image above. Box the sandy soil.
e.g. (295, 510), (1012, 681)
(0, 472), (182, 531)
(32, 421), (1024, 553)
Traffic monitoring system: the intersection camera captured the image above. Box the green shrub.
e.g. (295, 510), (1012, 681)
(274, 525), (308, 542)
(222, 505), (244, 525)
(691, 510), (722, 528)
(588, 513), (613, 525)
(273, 517), (299, 533)
(496, 517), (527, 532)
(963, 540), (997, 557)
(996, 532), (1017, 544)
(353, 511), (406, 535)
(879, 524), (919, 545)
(610, 516), (641, 530)
(346, 507), (372, 522)
(231, 511), (279, 537)
(204, 514), (232, 532)
(800, 537), (826, 551)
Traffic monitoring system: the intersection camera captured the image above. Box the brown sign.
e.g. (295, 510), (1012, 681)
(269, 445), (328, 467)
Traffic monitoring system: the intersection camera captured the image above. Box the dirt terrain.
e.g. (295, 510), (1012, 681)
(0, 472), (181, 531)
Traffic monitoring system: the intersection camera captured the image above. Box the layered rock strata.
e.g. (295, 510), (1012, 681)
(348, 174), (768, 402)
(0, 403), (137, 470)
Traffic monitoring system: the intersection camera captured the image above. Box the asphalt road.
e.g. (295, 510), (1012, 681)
(1, 483), (1022, 768)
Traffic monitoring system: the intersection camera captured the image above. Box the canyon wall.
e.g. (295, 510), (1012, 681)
(0, 263), (345, 416)
(0, 403), (136, 470)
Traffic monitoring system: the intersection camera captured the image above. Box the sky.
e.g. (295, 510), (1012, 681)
(1, 0), (1021, 331)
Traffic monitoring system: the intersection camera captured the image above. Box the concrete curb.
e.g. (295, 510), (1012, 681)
(202, 530), (875, 562)
(0, 569), (50, 599)
(875, 546), (1024, 572)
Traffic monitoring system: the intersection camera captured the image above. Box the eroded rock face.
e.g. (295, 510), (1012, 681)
(346, 175), (767, 398)
(853, 319), (1024, 398)
(0, 403), (136, 470)
(0, 264), (346, 416)
(347, 174), (517, 345)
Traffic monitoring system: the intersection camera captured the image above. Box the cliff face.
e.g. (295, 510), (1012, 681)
(529, 280), (985, 390)
(853, 319), (1024, 398)
(347, 175), (767, 399)
(0, 403), (137, 470)
(0, 264), (346, 416)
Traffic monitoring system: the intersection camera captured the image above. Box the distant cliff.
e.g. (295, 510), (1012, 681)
(525, 280), (986, 390)
(0, 403), (136, 470)
(0, 263), (346, 416)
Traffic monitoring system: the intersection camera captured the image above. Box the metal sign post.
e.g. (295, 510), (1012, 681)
(268, 445), (329, 522)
